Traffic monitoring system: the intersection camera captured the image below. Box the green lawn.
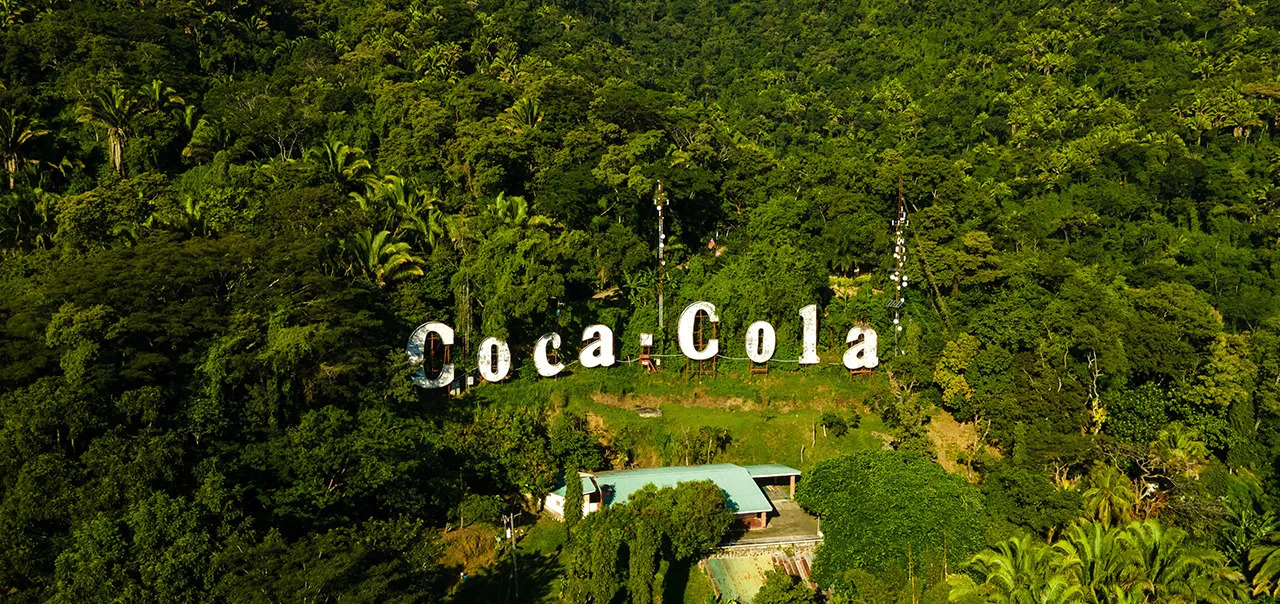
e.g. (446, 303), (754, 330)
(578, 397), (886, 470)
(680, 563), (717, 604)
(483, 360), (889, 411)
(478, 363), (891, 470)
(448, 516), (567, 603)
(519, 514), (566, 555)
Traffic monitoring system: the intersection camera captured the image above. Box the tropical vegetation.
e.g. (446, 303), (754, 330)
(0, 0), (1278, 601)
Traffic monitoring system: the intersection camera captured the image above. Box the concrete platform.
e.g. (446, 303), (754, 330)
(722, 485), (821, 546)
(704, 552), (817, 602)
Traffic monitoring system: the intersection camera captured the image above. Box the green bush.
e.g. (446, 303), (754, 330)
(797, 450), (986, 589)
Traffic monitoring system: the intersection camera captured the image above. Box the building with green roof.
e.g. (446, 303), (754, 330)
(544, 463), (801, 529)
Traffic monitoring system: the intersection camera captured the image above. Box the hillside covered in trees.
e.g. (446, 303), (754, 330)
(1, 0), (1280, 601)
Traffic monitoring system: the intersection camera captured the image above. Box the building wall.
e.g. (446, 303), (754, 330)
(544, 493), (599, 519)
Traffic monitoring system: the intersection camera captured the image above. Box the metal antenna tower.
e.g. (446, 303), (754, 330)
(889, 176), (909, 355)
(655, 181), (668, 333)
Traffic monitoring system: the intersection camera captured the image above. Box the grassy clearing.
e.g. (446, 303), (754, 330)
(484, 361), (891, 412)
(519, 514), (566, 555)
(440, 524), (501, 576)
(476, 363), (892, 470)
(578, 397), (887, 470)
(680, 563), (717, 604)
(447, 515), (567, 603)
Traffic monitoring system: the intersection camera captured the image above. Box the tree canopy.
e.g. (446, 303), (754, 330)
(0, 0), (1278, 600)
(798, 450), (988, 589)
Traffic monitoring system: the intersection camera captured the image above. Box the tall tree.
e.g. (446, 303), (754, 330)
(562, 463), (583, 539)
(798, 450), (986, 589)
(1081, 463), (1137, 527)
(0, 109), (47, 189)
(626, 514), (660, 604)
(76, 85), (144, 176)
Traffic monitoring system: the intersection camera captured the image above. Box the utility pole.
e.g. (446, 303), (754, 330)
(654, 182), (668, 336)
(502, 512), (519, 601)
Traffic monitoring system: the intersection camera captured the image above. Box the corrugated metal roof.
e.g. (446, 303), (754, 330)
(592, 464), (774, 514)
(742, 464), (802, 478)
(550, 476), (599, 498)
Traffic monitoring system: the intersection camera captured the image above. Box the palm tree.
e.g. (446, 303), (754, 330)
(948, 534), (1084, 603)
(348, 173), (396, 212)
(1122, 519), (1245, 603)
(349, 174), (446, 247)
(181, 109), (231, 162)
(77, 85), (145, 176)
(149, 195), (210, 237)
(398, 203), (446, 249)
(415, 42), (462, 82)
(347, 229), (425, 287)
(306, 141), (372, 190)
(1103, 586), (1145, 604)
(0, 109), (48, 189)
(1053, 522), (1130, 602)
(502, 97), (543, 135)
(1250, 532), (1280, 596)
(1081, 463), (1137, 527)
(419, 207), (447, 248)
(489, 46), (521, 83)
(354, 174), (424, 214)
(1152, 423), (1210, 479)
(139, 78), (184, 111)
(488, 192), (553, 229)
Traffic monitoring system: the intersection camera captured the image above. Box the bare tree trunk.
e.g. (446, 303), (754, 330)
(911, 238), (952, 328)
(110, 133), (124, 176)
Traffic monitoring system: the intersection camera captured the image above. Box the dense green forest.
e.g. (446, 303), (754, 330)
(1, 0), (1280, 601)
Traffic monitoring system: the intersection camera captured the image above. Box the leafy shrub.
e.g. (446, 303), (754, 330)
(797, 450), (986, 589)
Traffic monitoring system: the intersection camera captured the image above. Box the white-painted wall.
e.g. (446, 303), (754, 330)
(544, 492), (599, 519)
